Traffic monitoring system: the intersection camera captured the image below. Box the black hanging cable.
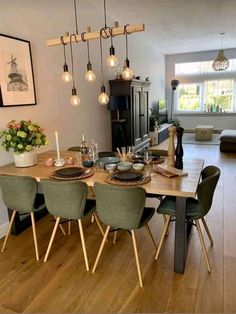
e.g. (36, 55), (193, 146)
(60, 36), (70, 75)
(124, 24), (131, 60)
(87, 41), (91, 63)
(60, 36), (67, 64)
(81, 32), (90, 63)
(99, 32), (104, 84)
(125, 31), (128, 59)
(103, 0), (107, 28)
(100, 0), (111, 39)
(110, 27), (114, 46)
(74, 0), (79, 35)
(69, 34), (77, 88)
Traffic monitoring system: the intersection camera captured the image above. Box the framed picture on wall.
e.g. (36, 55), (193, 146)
(0, 33), (36, 107)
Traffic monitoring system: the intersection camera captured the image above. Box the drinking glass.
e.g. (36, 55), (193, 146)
(144, 151), (152, 176)
(121, 146), (126, 161)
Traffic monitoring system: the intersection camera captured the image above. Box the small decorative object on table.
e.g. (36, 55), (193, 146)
(0, 119), (48, 167)
(54, 131), (65, 167)
(45, 158), (54, 167)
(175, 127), (184, 169)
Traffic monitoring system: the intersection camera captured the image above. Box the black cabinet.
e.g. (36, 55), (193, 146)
(109, 79), (151, 152)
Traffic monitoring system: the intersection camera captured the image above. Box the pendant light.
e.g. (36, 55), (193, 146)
(100, 0), (118, 68)
(69, 34), (80, 106)
(60, 36), (72, 83)
(82, 31), (96, 82)
(212, 32), (229, 71)
(98, 34), (109, 105)
(122, 25), (134, 80)
(107, 29), (119, 68)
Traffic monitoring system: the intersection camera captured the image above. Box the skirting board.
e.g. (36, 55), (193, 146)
(0, 222), (8, 239)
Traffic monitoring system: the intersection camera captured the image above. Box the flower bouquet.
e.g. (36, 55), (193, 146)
(0, 119), (48, 167)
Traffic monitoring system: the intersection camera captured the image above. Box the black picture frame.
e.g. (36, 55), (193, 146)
(0, 33), (36, 107)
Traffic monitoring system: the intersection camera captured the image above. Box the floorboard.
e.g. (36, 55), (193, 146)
(0, 144), (235, 313)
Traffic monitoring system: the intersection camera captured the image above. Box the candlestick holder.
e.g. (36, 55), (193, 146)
(54, 158), (65, 167)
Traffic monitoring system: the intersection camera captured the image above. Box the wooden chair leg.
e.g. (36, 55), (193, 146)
(131, 230), (143, 288)
(1, 210), (17, 253)
(44, 217), (60, 263)
(145, 224), (157, 250)
(68, 220), (71, 235)
(92, 226), (110, 273)
(195, 219), (211, 273)
(78, 219), (89, 271)
(31, 212), (39, 261)
(201, 217), (213, 246)
(155, 215), (171, 260)
(93, 212), (105, 236)
(113, 231), (117, 244)
(162, 214), (169, 236)
(54, 216), (66, 235)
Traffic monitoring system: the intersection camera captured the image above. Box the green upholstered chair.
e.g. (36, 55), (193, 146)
(41, 179), (103, 271)
(92, 182), (157, 287)
(0, 175), (45, 261)
(155, 165), (221, 272)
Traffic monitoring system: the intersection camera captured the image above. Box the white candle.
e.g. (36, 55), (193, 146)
(54, 131), (60, 160)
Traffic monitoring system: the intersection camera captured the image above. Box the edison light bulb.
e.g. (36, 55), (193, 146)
(98, 92), (109, 105)
(70, 87), (80, 106)
(62, 64), (72, 83)
(85, 70), (96, 82)
(62, 71), (72, 83)
(70, 95), (81, 106)
(107, 55), (118, 68)
(122, 67), (134, 81)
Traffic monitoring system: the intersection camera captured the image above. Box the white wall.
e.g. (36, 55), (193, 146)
(0, 0), (165, 235)
(166, 48), (236, 130)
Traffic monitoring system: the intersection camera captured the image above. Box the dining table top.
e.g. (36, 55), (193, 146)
(0, 150), (204, 198)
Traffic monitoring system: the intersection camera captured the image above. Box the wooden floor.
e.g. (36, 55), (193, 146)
(0, 144), (236, 313)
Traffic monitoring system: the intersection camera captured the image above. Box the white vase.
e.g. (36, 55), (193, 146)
(13, 149), (37, 168)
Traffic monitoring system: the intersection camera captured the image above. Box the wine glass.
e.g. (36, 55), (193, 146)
(144, 151), (152, 176)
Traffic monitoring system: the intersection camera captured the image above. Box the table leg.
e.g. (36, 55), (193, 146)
(174, 197), (192, 273)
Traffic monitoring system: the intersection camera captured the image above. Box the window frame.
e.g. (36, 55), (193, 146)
(174, 60), (236, 114)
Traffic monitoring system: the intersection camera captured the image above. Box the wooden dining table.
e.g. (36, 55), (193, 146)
(0, 150), (204, 274)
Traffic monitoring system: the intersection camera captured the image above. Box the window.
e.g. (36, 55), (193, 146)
(175, 60), (236, 113)
(179, 83), (201, 111)
(204, 80), (233, 112)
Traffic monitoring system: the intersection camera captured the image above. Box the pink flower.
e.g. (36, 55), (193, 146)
(16, 123), (21, 129)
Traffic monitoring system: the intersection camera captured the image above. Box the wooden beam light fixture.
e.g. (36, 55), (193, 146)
(46, 0), (145, 106)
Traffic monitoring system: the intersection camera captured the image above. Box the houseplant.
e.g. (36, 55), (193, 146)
(0, 119), (48, 167)
(149, 104), (159, 132)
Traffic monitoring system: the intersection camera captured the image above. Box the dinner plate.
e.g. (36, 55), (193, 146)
(54, 167), (85, 178)
(113, 171), (143, 181)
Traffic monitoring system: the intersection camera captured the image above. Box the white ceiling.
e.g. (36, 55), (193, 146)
(89, 0), (236, 54)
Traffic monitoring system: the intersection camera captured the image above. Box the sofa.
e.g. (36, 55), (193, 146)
(220, 130), (236, 152)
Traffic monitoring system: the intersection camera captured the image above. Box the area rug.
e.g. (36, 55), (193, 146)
(182, 133), (220, 145)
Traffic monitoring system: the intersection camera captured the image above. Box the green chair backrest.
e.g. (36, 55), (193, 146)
(0, 175), (37, 213)
(41, 179), (87, 219)
(94, 182), (146, 230)
(197, 165), (221, 217)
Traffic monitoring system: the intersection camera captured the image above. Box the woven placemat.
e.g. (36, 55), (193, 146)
(49, 169), (94, 180)
(104, 173), (151, 186)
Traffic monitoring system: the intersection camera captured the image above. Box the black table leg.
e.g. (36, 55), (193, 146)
(174, 196), (191, 273)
